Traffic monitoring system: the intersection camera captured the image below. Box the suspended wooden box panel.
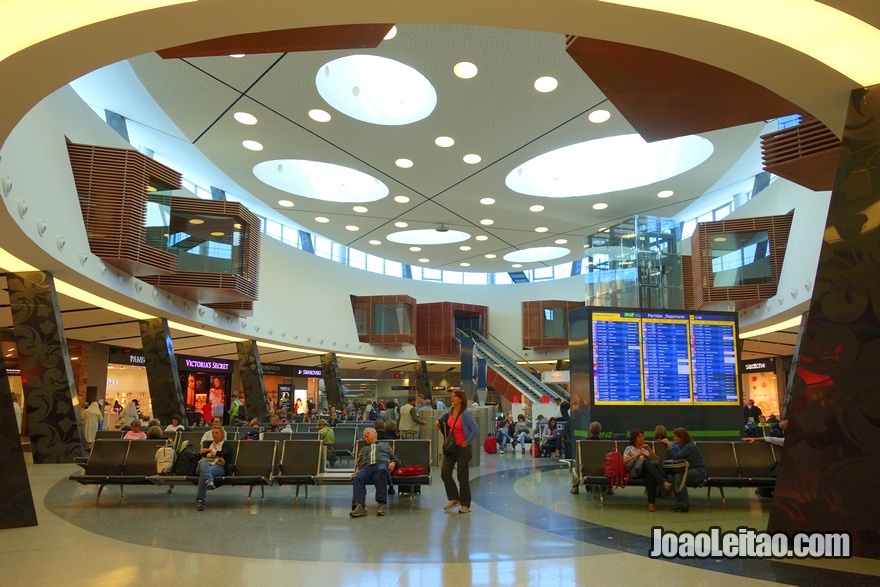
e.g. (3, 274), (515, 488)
(521, 300), (584, 350)
(349, 295), (416, 346)
(761, 118), (840, 191)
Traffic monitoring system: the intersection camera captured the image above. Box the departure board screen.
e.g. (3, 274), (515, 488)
(591, 309), (739, 405)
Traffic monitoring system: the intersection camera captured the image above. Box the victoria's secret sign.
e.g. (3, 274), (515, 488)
(177, 354), (233, 373)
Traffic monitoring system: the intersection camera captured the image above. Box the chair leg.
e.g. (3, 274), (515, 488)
(119, 485), (125, 499)
(260, 485), (265, 499)
(294, 485), (300, 505)
(719, 487), (726, 506)
(247, 486), (254, 505)
(96, 484), (105, 505)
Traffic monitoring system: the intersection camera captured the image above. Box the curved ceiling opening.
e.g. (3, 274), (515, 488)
(386, 229), (471, 245)
(253, 159), (388, 203)
(316, 55), (437, 126)
(503, 246), (571, 263)
(505, 134), (714, 198)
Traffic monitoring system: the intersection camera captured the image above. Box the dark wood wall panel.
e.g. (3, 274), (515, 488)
(522, 300), (584, 349)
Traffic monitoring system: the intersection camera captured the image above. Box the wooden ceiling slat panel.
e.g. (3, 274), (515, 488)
(565, 37), (805, 142)
(155, 24), (395, 59)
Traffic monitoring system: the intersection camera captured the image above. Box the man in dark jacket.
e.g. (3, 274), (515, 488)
(350, 428), (399, 518)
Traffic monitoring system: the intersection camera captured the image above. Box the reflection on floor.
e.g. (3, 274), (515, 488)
(2, 450), (877, 586)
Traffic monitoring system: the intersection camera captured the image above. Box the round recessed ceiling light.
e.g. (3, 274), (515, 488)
(485, 254), (496, 259)
(555, 238), (568, 244)
(529, 205), (544, 212)
(418, 258), (429, 263)
(233, 223), (242, 229)
(535, 227), (549, 233)
(463, 154), (482, 164)
(480, 198), (495, 205)
(210, 231), (225, 237)
(506, 134), (713, 198)
(435, 136), (454, 148)
(592, 202), (608, 210)
(395, 221), (408, 228)
(387, 229), (470, 245)
(475, 235), (488, 241)
(396, 158), (414, 168)
(316, 55), (437, 126)
(278, 200), (294, 208)
(409, 246), (421, 252)
(534, 76), (558, 92)
(254, 159), (388, 203)
(353, 206), (368, 213)
(480, 219), (494, 225)
(658, 190), (675, 198)
(229, 54), (245, 58)
(588, 109), (611, 123)
(460, 246), (471, 251)
(308, 109), (331, 122)
(189, 218), (204, 225)
(460, 262), (471, 267)
(345, 225), (359, 231)
(394, 195), (410, 203)
(233, 112), (257, 125)
(242, 140), (263, 151)
(369, 240), (382, 245)
(512, 264), (523, 268)
(384, 25), (397, 40)
(315, 216), (329, 223)
(504, 246), (570, 263)
(453, 61), (478, 79)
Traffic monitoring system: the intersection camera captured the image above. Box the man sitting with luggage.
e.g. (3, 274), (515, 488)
(350, 428), (400, 518)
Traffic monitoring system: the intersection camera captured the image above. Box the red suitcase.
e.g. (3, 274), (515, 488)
(483, 435), (498, 454)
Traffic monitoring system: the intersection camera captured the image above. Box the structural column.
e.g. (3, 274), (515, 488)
(0, 351), (37, 528)
(767, 86), (880, 558)
(320, 352), (344, 407)
(8, 271), (86, 462)
(460, 335), (476, 403)
(235, 340), (270, 422)
(138, 318), (186, 425)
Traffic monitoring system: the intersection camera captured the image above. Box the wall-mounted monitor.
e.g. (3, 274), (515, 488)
(590, 308), (739, 406)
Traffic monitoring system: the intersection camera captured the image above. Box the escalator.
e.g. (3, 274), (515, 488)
(456, 328), (568, 404)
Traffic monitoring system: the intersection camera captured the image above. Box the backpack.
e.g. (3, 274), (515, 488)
(604, 450), (629, 489)
(154, 441), (174, 474)
(172, 441), (200, 476)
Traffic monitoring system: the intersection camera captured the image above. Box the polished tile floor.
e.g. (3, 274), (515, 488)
(3, 450), (878, 586)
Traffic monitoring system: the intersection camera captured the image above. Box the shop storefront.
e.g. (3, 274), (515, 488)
(106, 347), (150, 429)
(741, 358), (781, 419)
(261, 363), (323, 413)
(177, 354), (235, 424)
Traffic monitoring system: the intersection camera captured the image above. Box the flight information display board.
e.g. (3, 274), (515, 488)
(591, 309), (739, 405)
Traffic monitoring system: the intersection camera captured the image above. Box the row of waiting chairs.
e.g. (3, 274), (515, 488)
(574, 439), (780, 505)
(70, 438), (432, 506)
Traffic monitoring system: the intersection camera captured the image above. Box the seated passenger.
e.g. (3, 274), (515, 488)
(657, 427), (707, 512)
(496, 415), (514, 453)
(317, 419), (336, 468)
(264, 414), (289, 433)
(200, 418), (226, 443)
(651, 425), (666, 441)
(350, 428), (399, 518)
(122, 420), (147, 440)
(146, 425), (164, 440)
(195, 427), (233, 511)
(373, 419), (393, 440)
(587, 421), (602, 440)
(540, 417), (563, 458)
(623, 428), (672, 512)
(512, 414), (532, 454)
(165, 416), (185, 433)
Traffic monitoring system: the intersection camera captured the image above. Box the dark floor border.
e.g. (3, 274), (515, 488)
(470, 466), (877, 586)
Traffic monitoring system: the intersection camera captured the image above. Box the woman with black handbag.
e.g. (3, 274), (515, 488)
(658, 427), (707, 512)
(622, 428), (672, 512)
(435, 389), (479, 513)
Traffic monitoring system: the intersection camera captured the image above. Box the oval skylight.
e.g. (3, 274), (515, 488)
(506, 134), (713, 198)
(253, 159), (389, 203)
(386, 229), (471, 245)
(504, 246), (570, 263)
(316, 55), (437, 126)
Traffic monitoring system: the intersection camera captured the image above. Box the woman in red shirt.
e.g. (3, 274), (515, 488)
(435, 390), (479, 513)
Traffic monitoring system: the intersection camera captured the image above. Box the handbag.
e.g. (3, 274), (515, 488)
(442, 433), (456, 457)
(662, 459), (690, 492)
